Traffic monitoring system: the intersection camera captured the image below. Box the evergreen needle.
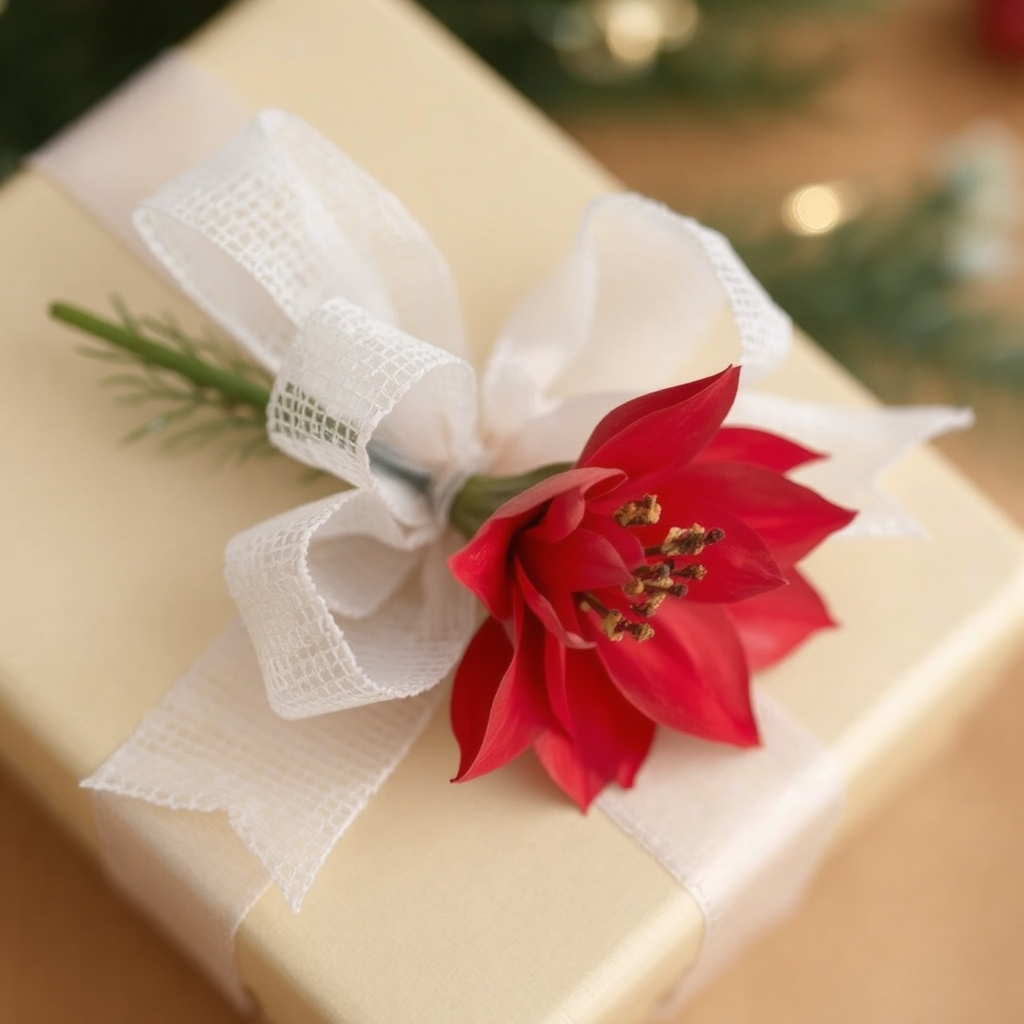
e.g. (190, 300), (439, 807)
(50, 302), (271, 414)
(48, 300), (430, 485)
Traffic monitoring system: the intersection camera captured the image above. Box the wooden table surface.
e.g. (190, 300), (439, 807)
(3, 0), (1023, 1021)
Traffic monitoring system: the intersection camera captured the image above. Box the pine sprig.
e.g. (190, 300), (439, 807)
(50, 301), (433, 488)
(718, 181), (1024, 400)
(51, 301), (276, 462)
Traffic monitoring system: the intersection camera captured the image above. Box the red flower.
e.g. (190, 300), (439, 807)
(447, 367), (855, 809)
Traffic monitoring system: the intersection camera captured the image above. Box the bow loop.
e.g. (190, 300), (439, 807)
(267, 297), (479, 523)
(225, 487), (476, 719)
(481, 194), (792, 453)
(135, 110), (466, 371)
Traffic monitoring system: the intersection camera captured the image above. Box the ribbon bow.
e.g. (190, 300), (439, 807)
(84, 110), (970, 910)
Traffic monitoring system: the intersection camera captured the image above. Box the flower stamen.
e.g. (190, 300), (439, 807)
(676, 563), (707, 581)
(646, 523), (725, 558)
(636, 591), (667, 617)
(578, 500), (726, 645)
(620, 504), (726, 630)
(578, 592), (655, 642)
(614, 494), (661, 527)
(636, 573), (677, 592)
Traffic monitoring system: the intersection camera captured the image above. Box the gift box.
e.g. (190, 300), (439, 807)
(3, 0), (1024, 1021)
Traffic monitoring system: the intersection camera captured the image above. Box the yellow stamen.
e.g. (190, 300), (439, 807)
(601, 609), (626, 641)
(614, 493), (662, 527)
(577, 500), (727, 646)
(677, 563), (707, 581)
(656, 524), (720, 556)
(640, 575), (676, 591)
(627, 622), (655, 643)
(637, 592), (667, 617)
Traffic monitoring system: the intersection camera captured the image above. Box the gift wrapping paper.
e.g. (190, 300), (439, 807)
(2, 0), (1024, 1021)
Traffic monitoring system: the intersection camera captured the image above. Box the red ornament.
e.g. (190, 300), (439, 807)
(979, 0), (1024, 58)
(447, 367), (855, 809)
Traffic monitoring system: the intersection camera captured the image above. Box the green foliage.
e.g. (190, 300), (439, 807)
(51, 302), (432, 486)
(57, 302), (275, 462)
(426, 0), (870, 110)
(721, 182), (1024, 398)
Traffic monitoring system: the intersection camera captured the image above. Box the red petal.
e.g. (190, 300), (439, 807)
(447, 467), (623, 619)
(543, 628), (573, 733)
(520, 527), (636, 595)
(656, 462), (856, 565)
(726, 567), (837, 669)
(597, 600), (759, 747)
(697, 426), (823, 473)
(528, 486), (590, 543)
(514, 560), (589, 648)
(450, 602), (548, 782)
(667, 504), (787, 603)
(578, 367), (739, 476)
(580, 509), (646, 568)
(534, 643), (656, 810)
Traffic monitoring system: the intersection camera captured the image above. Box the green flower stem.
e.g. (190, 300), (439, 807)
(449, 462), (573, 539)
(50, 302), (272, 414)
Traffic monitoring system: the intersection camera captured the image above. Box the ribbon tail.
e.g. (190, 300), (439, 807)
(84, 618), (444, 912)
(729, 392), (975, 537)
(597, 690), (844, 1014)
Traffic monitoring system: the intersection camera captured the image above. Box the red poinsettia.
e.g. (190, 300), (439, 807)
(447, 366), (855, 809)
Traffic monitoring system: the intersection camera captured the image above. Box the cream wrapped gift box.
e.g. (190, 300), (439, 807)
(3, 0), (1024, 1022)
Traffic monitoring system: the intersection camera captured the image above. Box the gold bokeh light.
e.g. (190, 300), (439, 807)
(597, 0), (664, 65)
(782, 182), (858, 235)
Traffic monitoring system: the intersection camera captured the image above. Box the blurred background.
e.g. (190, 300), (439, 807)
(3, 0), (1024, 420)
(1, 1), (1023, 1023)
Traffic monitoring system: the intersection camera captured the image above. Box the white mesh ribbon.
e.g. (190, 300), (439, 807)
(730, 392), (973, 537)
(86, 111), (485, 913)
(89, 619), (445, 910)
(75, 106), (972, 1003)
